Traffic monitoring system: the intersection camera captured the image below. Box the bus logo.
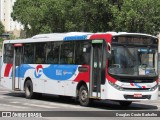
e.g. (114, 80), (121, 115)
(34, 65), (43, 78)
(63, 70), (72, 75)
(56, 70), (62, 75)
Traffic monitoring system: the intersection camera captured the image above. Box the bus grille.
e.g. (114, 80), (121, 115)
(124, 95), (151, 99)
(118, 77), (156, 83)
(123, 88), (150, 91)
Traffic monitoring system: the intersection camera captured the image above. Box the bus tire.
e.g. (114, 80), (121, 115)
(24, 80), (35, 99)
(79, 85), (91, 107)
(119, 101), (132, 107)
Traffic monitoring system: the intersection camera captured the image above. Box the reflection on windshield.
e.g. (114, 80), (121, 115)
(108, 46), (158, 76)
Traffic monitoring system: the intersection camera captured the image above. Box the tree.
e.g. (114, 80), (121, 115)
(111, 0), (160, 35)
(0, 22), (4, 35)
(12, 0), (51, 37)
(64, 0), (113, 32)
(12, 0), (114, 36)
(12, 0), (160, 37)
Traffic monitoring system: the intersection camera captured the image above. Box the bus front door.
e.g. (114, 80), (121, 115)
(90, 40), (104, 98)
(12, 45), (22, 90)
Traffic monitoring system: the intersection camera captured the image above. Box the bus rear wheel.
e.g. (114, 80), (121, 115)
(24, 80), (35, 99)
(119, 101), (132, 107)
(79, 85), (91, 107)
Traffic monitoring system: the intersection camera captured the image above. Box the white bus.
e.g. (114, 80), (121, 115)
(0, 32), (159, 106)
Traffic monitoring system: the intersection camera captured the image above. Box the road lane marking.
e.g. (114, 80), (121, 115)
(10, 102), (20, 104)
(0, 104), (28, 109)
(47, 102), (83, 109)
(11, 102), (58, 109)
(11, 101), (83, 109)
(23, 103), (58, 109)
(0, 96), (6, 99)
(0, 91), (10, 93)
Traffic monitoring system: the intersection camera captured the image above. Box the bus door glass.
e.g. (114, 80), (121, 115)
(13, 44), (23, 90)
(90, 40), (104, 98)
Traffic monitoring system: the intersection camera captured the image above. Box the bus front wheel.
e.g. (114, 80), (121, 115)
(24, 80), (35, 99)
(79, 85), (91, 107)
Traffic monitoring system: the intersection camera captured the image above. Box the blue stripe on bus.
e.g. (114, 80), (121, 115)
(14, 64), (78, 81)
(64, 35), (88, 41)
(43, 65), (78, 80)
(134, 83), (142, 88)
(11, 64), (34, 77)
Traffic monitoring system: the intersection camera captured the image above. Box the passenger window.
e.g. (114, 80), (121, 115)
(23, 44), (34, 64)
(3, 44), (14, 63)
(46, 42), (61, 64)
(60, 41), (74, 64)
(35, 43), (45, 64)
(75, 41), (91, 65)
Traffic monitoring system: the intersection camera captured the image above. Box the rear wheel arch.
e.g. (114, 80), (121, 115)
(24, 77), (42, 99)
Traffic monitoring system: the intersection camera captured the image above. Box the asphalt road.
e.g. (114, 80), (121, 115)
(0, 85), (160, 120)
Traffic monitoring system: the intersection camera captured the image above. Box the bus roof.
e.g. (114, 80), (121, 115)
(3, 32), (157, 44)
(3, 32), (92, 44)
(111, 32), (157, 38)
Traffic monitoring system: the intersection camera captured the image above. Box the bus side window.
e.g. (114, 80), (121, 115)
(23, 44), (34, 64)
(45, 42), (52, 63)
(3, 44), (14, 64)
(60, 41), (73, 64)
(75, 41), (91, 65)
(35, 43), (45, 64)
(46, 42), (61, 64)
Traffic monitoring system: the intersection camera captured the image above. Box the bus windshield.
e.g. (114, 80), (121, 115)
(108, 46), (158, 77)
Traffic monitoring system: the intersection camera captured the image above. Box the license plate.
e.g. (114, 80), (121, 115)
(134, 94), (142, 98)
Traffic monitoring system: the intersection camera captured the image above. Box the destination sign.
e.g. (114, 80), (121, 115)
(112, 36), (158, 45)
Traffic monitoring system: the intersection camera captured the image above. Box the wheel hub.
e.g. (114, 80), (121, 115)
(81, 90), (88, 101)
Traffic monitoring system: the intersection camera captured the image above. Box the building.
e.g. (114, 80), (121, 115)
(0, 0), (23, 37)
(0, 0), (4, 22)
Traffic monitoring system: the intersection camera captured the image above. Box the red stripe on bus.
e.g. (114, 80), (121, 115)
(142, 86), (146, 88)
(36, 64), (43, 72)
(106, 74), (117, 84)
(156, 79), (159, 84)
(4, 64), (12, 77)
(74, 65), (90, 83)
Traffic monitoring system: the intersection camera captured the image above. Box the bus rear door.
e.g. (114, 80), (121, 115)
(12, 44), (23, 90)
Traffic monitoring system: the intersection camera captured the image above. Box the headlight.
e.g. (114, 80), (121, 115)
(108, 81), (123, 91)
(149, 85), (158, 91)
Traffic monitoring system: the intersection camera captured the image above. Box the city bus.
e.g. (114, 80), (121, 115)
(0, 32), (159, 107)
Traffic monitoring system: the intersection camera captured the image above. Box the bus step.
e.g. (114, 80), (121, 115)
(89, 96), (100, 99)
(14, 88), (21, 91)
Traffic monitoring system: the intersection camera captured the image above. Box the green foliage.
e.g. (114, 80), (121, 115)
(111, 0), (160, 35)
(0, 37), (3, 41)
(0, 22), (4, 35)
(12, 0), (160, 37)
